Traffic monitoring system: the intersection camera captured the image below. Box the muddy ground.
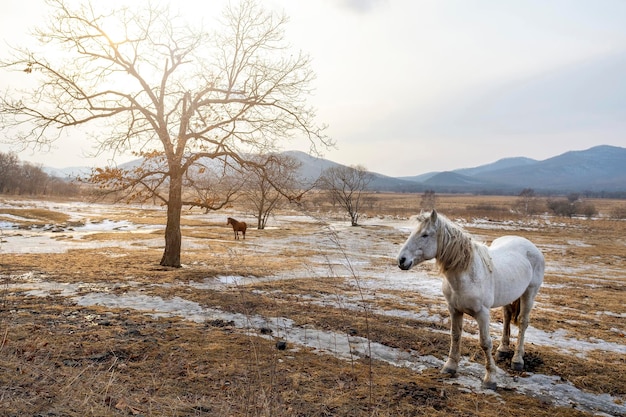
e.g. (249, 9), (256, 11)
(0, 195), (625, 416)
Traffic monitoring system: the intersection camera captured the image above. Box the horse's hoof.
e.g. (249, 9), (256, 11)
(512, 361), (524, 371)
(441, 367), (457, 376)
(482, 381), (498, 391)
(496, 350), (512, 361)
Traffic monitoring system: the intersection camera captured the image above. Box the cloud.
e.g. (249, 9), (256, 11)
(426, 49), (626, 137)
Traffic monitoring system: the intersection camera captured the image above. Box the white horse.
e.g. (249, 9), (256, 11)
(397, 210), (544, 389)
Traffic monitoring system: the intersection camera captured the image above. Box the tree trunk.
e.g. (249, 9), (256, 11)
(160, 169), (183, 267)
(257, 197), (265, 229)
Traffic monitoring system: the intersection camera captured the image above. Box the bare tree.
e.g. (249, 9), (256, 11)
(0, 0), (330, 266)
(318, 165), (372, 226)
(513, 188), (543, 216)
(242, 153), (304, 229)
(186, 158), (245, 214)
(0, 152), (20, 193)
(19, 162), (49, 195)
(420, 189), (437, 211)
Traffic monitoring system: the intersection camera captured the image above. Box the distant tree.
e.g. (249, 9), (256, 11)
(1, 0), (330, 267)
(420, 189), (437, 211)
(0, 151), (79, 196)
(567, 193), (581, 203)
(46, 176), (80, 196)
(0, 152), (20, 193)
(19, 161), (48, 195)
(547, 196), (597, 219)
(514, 188), (543, 216)
(242, 154), (304, 229)
(318, 165), (372, 226)
(578, 201), (597, 219)
(609, 205), (626, 220)
(546, 198), (577, 218)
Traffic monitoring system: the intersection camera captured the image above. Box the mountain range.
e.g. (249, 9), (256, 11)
(283, 145), (626, 195)
(397, 145), (626, 194)
(45, 145), (626, 195)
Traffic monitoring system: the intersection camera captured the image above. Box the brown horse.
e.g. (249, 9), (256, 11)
(227, 217), (247, 240)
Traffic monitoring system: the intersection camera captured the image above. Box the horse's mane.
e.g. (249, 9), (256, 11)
(424, 213), (493, 275)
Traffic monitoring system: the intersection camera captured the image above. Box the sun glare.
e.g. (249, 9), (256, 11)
(101, 20), (128, 45)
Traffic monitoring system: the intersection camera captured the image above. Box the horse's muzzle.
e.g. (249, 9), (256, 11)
(398, 257), (413, 270)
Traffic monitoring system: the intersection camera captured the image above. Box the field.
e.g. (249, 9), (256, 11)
(0, 194), (625, 416)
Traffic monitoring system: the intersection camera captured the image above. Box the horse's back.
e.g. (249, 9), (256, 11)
(488, 236), (544, 305)
(491, 235), (541, 258)
(490, 235), (544, 273)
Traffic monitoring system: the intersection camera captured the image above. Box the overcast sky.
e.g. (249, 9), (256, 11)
(1, 0), (625, 176)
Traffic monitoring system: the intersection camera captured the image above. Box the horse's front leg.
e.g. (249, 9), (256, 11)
(442, 307), (463, 376)
(496, 304), (513, 361)
(475, 307), (498, 390)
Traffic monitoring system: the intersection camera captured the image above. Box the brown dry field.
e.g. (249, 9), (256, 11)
(0, 193), (625, 417)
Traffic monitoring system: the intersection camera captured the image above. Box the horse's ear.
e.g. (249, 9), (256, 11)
(430, 210), (438, 222)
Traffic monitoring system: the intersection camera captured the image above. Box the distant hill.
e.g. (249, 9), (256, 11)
(472, 145), (626, 193)
(423, 171), (500, 188)
(281, 150), (341, 182)
(454, 157), (537, 177)
(43, 166), (92, 179)
(283, 150), (423, 192)
(400, 156), (537, 182)
(391, 145), (626, 194)
(46, 145), (626, 195)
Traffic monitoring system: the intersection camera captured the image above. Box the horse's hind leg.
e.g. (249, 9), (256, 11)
(512, 290), (538, 371)
(496, 303), (514, 361)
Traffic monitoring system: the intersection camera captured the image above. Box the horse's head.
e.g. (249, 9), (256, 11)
(397, 210), (439, 270)
(227, 217), (233, 225)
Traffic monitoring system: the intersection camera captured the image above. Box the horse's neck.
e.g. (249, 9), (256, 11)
(436, 222), (472, 274)
(474, 243), (493, 273)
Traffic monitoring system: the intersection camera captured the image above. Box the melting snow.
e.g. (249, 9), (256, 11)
(0, 200), (166, 254)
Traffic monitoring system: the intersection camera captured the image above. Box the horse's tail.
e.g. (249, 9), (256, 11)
(511, 298), (521, 326)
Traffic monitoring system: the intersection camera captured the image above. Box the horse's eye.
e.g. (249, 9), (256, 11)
(421, 233), (428, 238)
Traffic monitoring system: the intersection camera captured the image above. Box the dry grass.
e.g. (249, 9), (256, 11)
(0, 193), (625, 416)
(0, 207), (71, 226)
